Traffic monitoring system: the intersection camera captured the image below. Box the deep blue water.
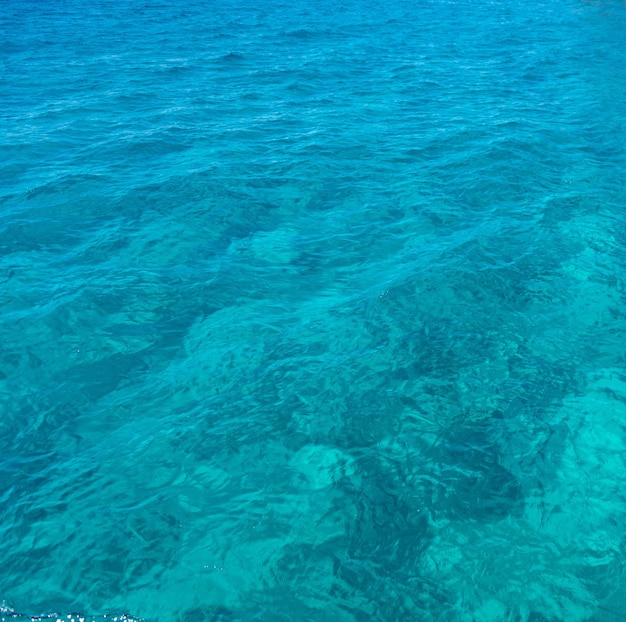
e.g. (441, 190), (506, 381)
(2, 0), (626, 620)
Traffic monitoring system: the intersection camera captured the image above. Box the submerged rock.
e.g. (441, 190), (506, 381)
(428, 424), (525, 522)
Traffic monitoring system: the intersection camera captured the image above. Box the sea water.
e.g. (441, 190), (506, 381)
(2, 0), (626, 620)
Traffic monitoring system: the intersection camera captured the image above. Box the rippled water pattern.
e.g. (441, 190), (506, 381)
(2, 0), (626, 620)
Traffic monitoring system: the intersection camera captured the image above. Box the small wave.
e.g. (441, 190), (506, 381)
(0, 605), (142, 622)
(217, 52), (245, 62)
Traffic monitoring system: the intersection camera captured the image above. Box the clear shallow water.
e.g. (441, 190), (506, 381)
(2, 0), (626, 619)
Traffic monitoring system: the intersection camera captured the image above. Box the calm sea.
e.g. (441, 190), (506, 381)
(2, 0), (626, 620)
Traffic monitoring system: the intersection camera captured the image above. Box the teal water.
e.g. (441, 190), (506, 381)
(2, 0), (626, 620)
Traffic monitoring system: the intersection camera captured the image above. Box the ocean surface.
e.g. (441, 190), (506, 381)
(2, 0), (626, 620)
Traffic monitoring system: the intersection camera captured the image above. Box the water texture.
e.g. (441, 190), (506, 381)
(2, 0), (626, 619)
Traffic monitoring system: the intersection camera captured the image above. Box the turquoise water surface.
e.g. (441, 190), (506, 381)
(2, 0), (626, 620)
